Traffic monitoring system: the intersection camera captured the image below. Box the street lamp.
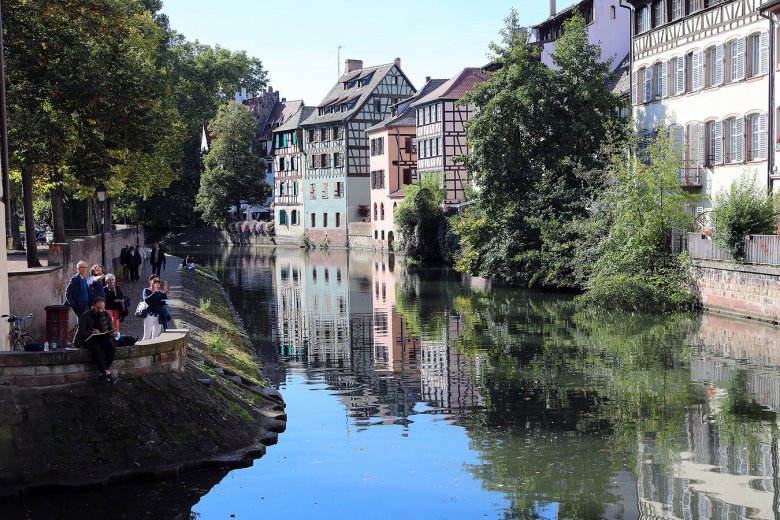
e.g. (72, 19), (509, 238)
(96, 183), (106, 269)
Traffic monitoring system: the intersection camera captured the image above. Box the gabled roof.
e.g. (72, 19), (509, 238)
(760, 0), (780, 11)
(259, 99), (303, 141)
(274, 106), (316, 133)
(411, 68), (488, 107)
(367, 78), (448, 133)
(301, 61), (415, 126)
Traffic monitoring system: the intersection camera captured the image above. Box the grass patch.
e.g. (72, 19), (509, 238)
(199, 298), (212, 313)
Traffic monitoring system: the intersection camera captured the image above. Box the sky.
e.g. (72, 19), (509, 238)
(160, 0), (579, 105)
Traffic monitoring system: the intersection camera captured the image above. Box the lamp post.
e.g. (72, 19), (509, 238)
(96, 184), (106, 269)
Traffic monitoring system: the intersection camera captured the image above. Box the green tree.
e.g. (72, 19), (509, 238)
(455, 10), (627, 288)
(196, 101), (268, 227)
(394, 173), (454, 262)
(711, 172), (778, 261)
(579, 130), (698, 311)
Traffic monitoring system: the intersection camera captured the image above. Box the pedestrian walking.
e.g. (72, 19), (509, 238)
(142, 275), (167, 340)
(120, 244), (130, 281)
(150, 242), (166, 277)
(128, 246), (141, 281)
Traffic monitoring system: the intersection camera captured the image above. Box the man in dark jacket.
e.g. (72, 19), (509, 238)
(150, 242), (166, 277)
(64, 261), (90, 318)
(74, 297), (117, 384)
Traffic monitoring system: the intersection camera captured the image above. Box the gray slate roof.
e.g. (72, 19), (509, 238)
(259, 99), (303, 141)
(301, 62), (414, 127)
(605, 53), (630, 98)
(411, 68), (488, 107)
(367, 78), (448, 133)
(274, 106), (316, 133)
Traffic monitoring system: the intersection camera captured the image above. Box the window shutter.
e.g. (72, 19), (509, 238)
(736, 37), (746, 81)
(644, 66), (653, 103)
(632, 71), (638, 104)
(292, 132), (297, 145)
(697, 122), (706, 167)
(671, 125), (685, 163)
(715, 44), (724, 86)
(688, 124), (699, 168)
(660, 61), (668, 98)
(758, 113), (767, 160)
(735, 116), (745, 163)
(713, 120), (723, 164)
(676, 57), (685, 95)
(760, 31), (769, 75)
(693, 51), (703, 90)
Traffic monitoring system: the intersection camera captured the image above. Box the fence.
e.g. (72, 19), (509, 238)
(687, 232), (780, 265)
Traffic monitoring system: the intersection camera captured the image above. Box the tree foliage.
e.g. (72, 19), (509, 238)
(578, 130), (698, 311)
(711, 172), (778, 261)
(394, 173), (454, 262)
(455, 10), (627, 289)
(196, 102), (269, 227)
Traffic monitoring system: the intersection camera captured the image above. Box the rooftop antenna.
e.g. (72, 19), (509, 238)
(337, 44), (346, 77)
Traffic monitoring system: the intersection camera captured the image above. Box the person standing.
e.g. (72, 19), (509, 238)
(142, 275), (167, 340)
(73, 297), (117, 384)
(88, 264), (107, 304)
(120, 245), (130, 281)
(128, 246), (141, 281)
(104, 274), (125, 334)
(64, 261), (91, 318)
(150, 242), (166, 277)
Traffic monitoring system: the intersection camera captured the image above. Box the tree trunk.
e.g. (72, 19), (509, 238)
(9, 195), (21, 249)
(21, 164), (40, 267)
(51, 182), (66, 243)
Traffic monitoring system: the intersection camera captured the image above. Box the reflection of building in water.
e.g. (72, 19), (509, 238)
(419, 313), (483, 411)
(371, 254), (420, 373)
(274, 248), (308, 356)
(636, 409), (775, 520)
(636, 320), (780, 520)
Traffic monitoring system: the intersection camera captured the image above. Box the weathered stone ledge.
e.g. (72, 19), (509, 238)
(0, 332), (187, 386)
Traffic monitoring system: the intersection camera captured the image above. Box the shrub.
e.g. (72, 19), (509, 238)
(711, 172), (778, 261)
(204, 328), (229, 356)
(199, 298), (211, 313)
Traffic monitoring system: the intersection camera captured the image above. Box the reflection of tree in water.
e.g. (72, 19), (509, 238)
(448, 290), (698, 518)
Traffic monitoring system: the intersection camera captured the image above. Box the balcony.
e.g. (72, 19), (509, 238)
(680, 167), (703, 188)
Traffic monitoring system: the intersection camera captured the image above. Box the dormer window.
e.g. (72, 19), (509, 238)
(346, 99), (358, 110)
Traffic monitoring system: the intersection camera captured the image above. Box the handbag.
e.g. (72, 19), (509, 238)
(135, 301), (149, 318)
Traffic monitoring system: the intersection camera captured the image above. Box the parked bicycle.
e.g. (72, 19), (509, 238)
(2, 313), (38, 351)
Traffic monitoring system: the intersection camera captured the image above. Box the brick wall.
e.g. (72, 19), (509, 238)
(691, 260), (780, 324)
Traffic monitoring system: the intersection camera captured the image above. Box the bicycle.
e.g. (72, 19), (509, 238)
(1, 313), (38, 351)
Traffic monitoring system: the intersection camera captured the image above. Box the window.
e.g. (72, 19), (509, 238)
(726, 38), (745, 82)
(689, 0), (703, 13)
(402, 168), (413, 185)
(371, 170), (385, 189)
(653, 1), (664, 26)
(373, 203), (378, 220)
(745, 113), (766, 161)
(334, 152), (342, 167)
(323, 213), (328, 227)
(748, 32), (768, 77)
(335, 182), (343, 198)
(673, 56), (685, 95)
(291, 210), (298, 225)
(335, 212), (341, 227)
(671, 0), (682, 20)
(405, 136), (415, 154)
(611, 5), (616, 19)
(309, 129), (317, 142)
(707, 120), (723, 164)
(637, 6), (650, 33)
(705, 45), (723, 87)
(322, 182), (329, 198)
(435, 103), (441, 122)
(380, 203), (385, 221)
(293, 181), (299, 196)
(320, 153), (329, 168)
(725, 117), (744, 163)
(654, 62), (666, 99)
(279, 210), (287, 225)
(374, 99), (381, 113)
(320, 128), (329, 142)
(310, 183), (316, 200)
(334, 127), (343, 140)
(310, 213), (316, 228)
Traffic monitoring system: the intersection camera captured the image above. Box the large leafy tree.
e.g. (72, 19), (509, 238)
(196, 101), (269, 227)
(455, 10), (627, 289)
(3, 0), (183, 265)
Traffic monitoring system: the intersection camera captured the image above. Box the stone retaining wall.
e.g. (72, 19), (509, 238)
(0, 331), (187, 386)
(691, 260), (780, 324)
(6, 267), (62, 341)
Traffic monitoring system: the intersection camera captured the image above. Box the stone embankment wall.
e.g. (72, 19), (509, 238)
(691, 260), (780, 324)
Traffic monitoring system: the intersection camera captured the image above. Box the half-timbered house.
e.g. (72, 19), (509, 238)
(272, 105), (315, 243)
(529, 0), (630, 73)
(629, 0), (776, 220)
(412, 68), (488, 205)
(367, 78), (447, 251)
(300, 59), (416, 247)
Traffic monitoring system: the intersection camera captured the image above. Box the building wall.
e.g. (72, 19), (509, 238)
(274, 128), (305, 242)
(632, 2), (772, 206)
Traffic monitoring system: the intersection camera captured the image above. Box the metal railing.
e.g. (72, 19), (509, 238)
(687, 232), (780, 265)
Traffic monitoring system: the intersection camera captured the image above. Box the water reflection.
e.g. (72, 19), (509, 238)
(16, 246), (775, 519)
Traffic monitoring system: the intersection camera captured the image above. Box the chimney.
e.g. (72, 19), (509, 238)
(282, 97), (286, 103)
(394, 57), (401, 69)
(345, 59), (363, 73)
(550, 0), (556, 17)
(425, 76), (431, 83)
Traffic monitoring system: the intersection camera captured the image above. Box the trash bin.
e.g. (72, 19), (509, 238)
(45, 304), (71, 348)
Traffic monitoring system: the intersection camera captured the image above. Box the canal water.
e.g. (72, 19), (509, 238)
(5, 246), (780, 519)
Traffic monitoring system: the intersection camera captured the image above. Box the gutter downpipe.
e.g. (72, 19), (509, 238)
(619, 0), (636, 112)
(759, 8), (775, 193)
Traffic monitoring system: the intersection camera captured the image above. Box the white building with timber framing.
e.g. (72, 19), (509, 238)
(411, 68), (488, 205)
(300, 58), (416, 247)
(628, 0), (778, 222)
